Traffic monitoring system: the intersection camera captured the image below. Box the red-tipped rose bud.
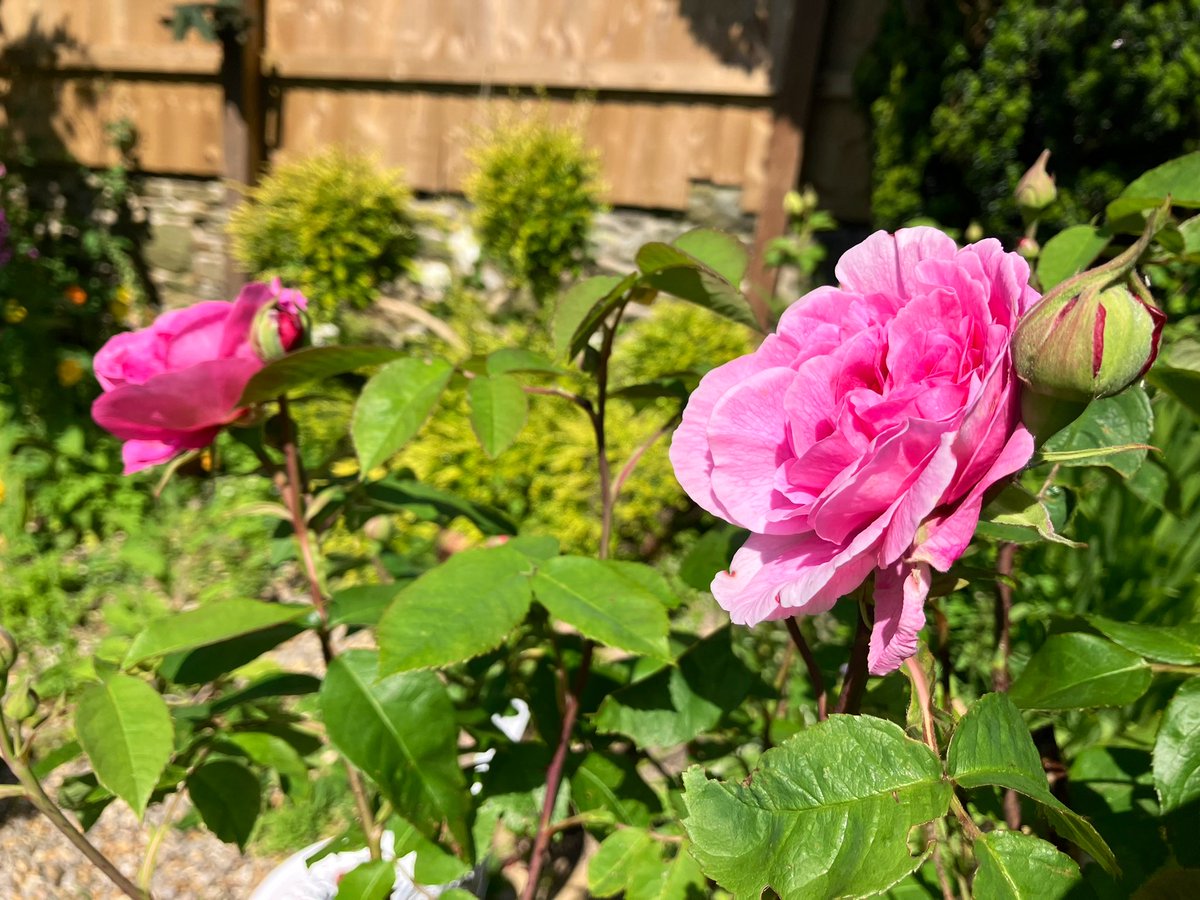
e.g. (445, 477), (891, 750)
(1013, 204), (1168, 437)
(1017, 236), (1040, 261)
(1015, 150), (1057, 214)
(252, 278), (310, 361)
(1014, 283), (1164, 402)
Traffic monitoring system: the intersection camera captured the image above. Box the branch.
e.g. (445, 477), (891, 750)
(992, 542), (1020, 830)
(609, 412), (681, 507)
(834, 609), (871, 715)
(0, 712), (150, 900)
(275, 396), (380, 861)
(785, 618), (827, 721)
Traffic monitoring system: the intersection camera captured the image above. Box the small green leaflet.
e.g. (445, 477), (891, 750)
(683, 715), (951, 898)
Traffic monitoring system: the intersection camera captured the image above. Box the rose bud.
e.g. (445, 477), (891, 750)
(1016, 236), (1040, 261)
(1015, 149), (1057, 214)
(1013, 282), (1164, 402)
(252, 278), (310, 361)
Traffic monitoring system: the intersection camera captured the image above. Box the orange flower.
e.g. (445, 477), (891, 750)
(65, 285), (88, 306)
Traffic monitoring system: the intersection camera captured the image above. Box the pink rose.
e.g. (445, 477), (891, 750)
(93, 280), (307, 474)
(670, 228), (1038, 674)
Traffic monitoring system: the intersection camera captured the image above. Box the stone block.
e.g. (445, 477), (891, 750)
(144, 223), (193, 273)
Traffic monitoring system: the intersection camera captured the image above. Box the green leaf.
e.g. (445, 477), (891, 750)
(1153, 677), (1200, 816)
(334, 859), (396, 900)
(186, 759), (261, 850)
(158, 623), (305, 684)
(377, 545), (533, 673)
(604, 560), (680, 609)
(946, 692), (1118, 875)
(1087, 616), (1200, 665)
(571, 751), (660, 827)
(973, 830), (1082, 900)
(636, 242), (758, 329)
(468, 374), (529, 457)
(485, 348), (563, 376)
(552, 274), (631, 358)
(594, 627), (755, 748)
(328, 584), (402, 628)
(679, 524), (745, 592)
(321, 650), (470, 853)
(531, 556), (671, 662)
(390, 817), (473, 885)
(1106, 152), (1200, 221)
(75, 673), (174, 819)
(123, 599), (309, 668)
(362, 477), (516, 536)
(208, 672), (320, 714)
(1036, 225), (1111, 290)
(224, 731), (311, 799)
(352, 357), (453, 471)
(1148, 339), (1200, 420)
(1041, 388), (1153, 478)
(1009, 633), (1152, 710)
(975, 484), (1079, 547)
(683, 715), (951, 898)
(240, 345), (404, 405)
(589, 828), (661, 897)
(672, 228), (749, 286)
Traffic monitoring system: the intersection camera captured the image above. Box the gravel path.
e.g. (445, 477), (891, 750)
(0, 785), (281, 899)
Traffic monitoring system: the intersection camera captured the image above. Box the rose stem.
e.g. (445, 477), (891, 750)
(834, 610), (872, 715)
(906, 658), (982, 842)
(785, 618), (828, 721)
(276, 396), (381, 861)
(0, 712), (151, 900)
(764, 638), (795, 749)
(524, 308), (626, 900)
(992, 541), (1021, 829)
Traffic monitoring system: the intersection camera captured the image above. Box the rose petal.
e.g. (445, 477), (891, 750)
(669, 335), (795, 521)
(912, 425), (1035, 571)
(835, 227), (958, 299)
(868, 561), (932, 675)
(92, 358), (262, 441)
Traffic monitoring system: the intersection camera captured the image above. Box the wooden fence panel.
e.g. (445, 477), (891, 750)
(1, 0), (800, 210)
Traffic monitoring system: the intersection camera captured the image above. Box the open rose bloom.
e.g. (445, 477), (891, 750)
(92, 280), (306, 474)
(670, 228), (1039, 674)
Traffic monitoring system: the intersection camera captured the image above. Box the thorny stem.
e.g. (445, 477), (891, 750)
(992, 542), (1021, 829)
(992, 543), (1017, 693)
(276, 396), (381, 861)
(904, 657), (937, 752)
(786, 618), (828, 721)
(835, 610), (872, 715)
(0, 711), (150, 900)
(524, 309), (627, 900)
(523, 643), (593, 900)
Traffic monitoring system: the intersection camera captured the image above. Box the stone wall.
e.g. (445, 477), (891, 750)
(136, 176), (230, 308)
(131, 178), (755, 310)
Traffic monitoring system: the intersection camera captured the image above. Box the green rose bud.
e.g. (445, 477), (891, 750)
(1013, 203), (1168, 438)
(1013, 283), (1164, 402)
(1015, 149), (1057, 213)
(3, 682), (37, 722)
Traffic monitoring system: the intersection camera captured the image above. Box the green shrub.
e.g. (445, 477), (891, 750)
(857, 0), (1200, 235)
(465, 114), (603, 300)
(228, 149), (419, 321)
(402, 297), (756, 554)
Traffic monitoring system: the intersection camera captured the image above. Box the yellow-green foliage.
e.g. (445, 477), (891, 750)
(401, 299), (756, 554)
(465, 115), (603, 300)
(228, 149), (419, 321)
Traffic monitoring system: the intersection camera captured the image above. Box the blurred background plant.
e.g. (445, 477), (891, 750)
(857, 0), (1200, 238)
(763, 186), (837, 317)
(227, 148), (420, 323)
(464, 111), (604, 304)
